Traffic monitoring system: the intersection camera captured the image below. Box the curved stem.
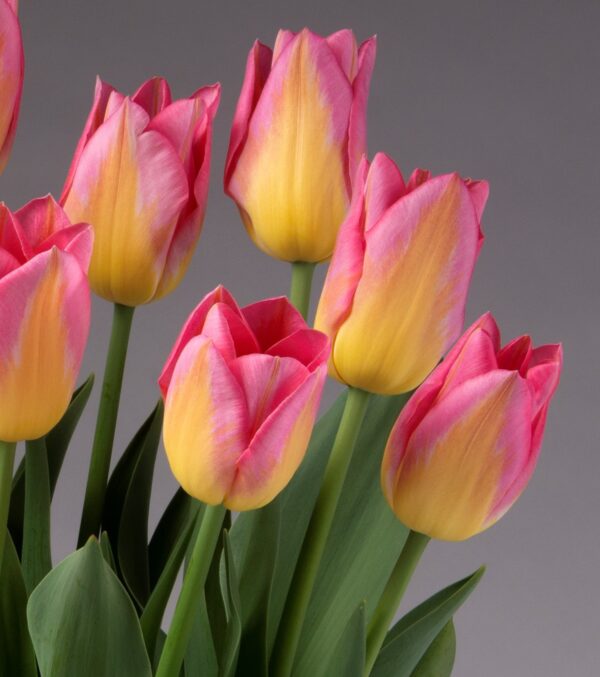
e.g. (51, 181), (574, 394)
(78, 303), (135, 546)
(22, 437), (52, 592)
(364, 530), (430, 674)
(272, 387), (371, 677)
(0, 441), (16, 574)
(289, 261), (316, 321)
(155, 503), (226, 677)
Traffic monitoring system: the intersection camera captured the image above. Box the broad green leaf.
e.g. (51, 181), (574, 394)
(99, 531), (117, 572)
(0, 533), (37, 677)
(323, 602), (366, 677)
(183, 592), (218, 677)
(27, 538), (151, 677)
(219, 531), (242, 677)
(9, 375), (94, 552)
(411, 620), (456, 677)
(294, 394), (410, 674)
(205, 511), (231, 661)
(141, 500), (200, 660)
(372, 567), (484, 677)
(103, 402), (163, 607)
(149, 488), (192, 587)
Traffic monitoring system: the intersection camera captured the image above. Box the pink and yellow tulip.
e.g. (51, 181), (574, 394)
(315, 153), (488, 395)
(0, 196), (92, 441)
(159, 287), (329, 510)
(0, 0), (24, 174)
(225, 28), (376, 263)
(61, 77), (221, 306)
(382, 313), (563, 541)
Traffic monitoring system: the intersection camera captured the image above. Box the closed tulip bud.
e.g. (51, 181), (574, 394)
(159, 287), (329, 511)
(0, 0), (23, 174)
(225, 28), (376, 263)
(315, 153), (488, 395)
(381, 313), (563, 541)
(0, 196), (92, 441)
(61, 77), (221, 306)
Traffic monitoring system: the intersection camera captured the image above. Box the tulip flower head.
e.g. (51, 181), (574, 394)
(159, 287), (329, 510)
(0, 0), (24, 174)
(315, 153), (488, 395)
(225, 28), (376, 263)
(0, 196), (92, 441)
(61, 77), (221, 306)
(381, 313), (563, 541)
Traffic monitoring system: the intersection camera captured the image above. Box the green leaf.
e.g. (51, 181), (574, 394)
(183, 593), (218, 677)
(411, 620), (456, 677)
(99, 531), (117, 572)
(218, 531), (242, 677)
(27, 538), (151, 677)
(372, 567), (484, 677)
(103, 402), (163, 607)
(293, 394), (410, 674)
(324, 602), (366, 677)
(0, 533), (37, 677)
(149, 488), (192, 588)
(9, 374), (95, 552)
(205, 511), (231, 660)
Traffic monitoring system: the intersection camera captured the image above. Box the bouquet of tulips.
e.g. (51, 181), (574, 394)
(0, 8), (562, 677)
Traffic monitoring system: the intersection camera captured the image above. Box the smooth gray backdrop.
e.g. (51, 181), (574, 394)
(4, 1), (598, 675)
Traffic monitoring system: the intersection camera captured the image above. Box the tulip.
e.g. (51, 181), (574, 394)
(315, 152), (488, 395)
(0, 196), (92, 442)
(381, 313), (563, 541)
(61, 76), (221, 307)
(159, 286), (329, 511)
(225, 28), (376, 264)
(0, 0), (24, 173)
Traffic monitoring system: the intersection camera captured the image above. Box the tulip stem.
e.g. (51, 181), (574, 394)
(22, 437), (52, 592)
(364, 530), (430, 674)
(289, 261), (316, 321)
(0, 441), (16, 575)
(78, 302), (135, 547)
(155, 503), (226, 677)
(272, 387), (371, 677)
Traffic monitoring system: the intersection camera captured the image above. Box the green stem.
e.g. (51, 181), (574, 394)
(78, 303), (135, 546)
(155, 504), (226, 677)
(272, 387), (371, 677)
(140, 498), (199, 660)
(289, 261), (316, 321)
(22, 437), (52, 592)
(0, 441), (16, 575)
(364, 530), (430, 675)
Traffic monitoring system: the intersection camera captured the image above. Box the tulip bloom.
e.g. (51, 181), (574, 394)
(0, 0), (23, 174)
(0, 196), (92, 441)
(382, 313), (563, 541)
(159, 287), (329, 510)
(61, 77), (220, 306)
(315, 153), (488, 395)
(225, 28), (376, 263)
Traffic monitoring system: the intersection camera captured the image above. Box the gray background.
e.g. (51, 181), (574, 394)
(3, 1), (598, 674)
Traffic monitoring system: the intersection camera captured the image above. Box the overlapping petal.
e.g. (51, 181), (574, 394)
(0, 0), (24, 173)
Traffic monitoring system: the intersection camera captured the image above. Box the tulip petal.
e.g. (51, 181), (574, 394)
(0, 0), (23, 173)
(0, 201), (28, 262)
(364, 153), (406, 231)
(497, 335), (532, 374)
(201, 302), (260, 364)
(227, 29), (353, 262)
(267, 329), (330, 371)
(152, 84), (221, 300)
(158, 286), (242, 396)
(132, 77), (172, 117)
(162, 335), (249, 505)
(224, 40), (272, 188)
(333, 173), (481, 394)
(314, 157), (369, 363)
(0, 248), (90, 441)
(241, 296), (307, 352)
(225, 365), (326, 510)
(387, 371), (532, 540)
(272, 30), (296, 64)
(61, 78), (118, 201)
(347, 36), (376, 183)
(62, 98), (189, 305)
(326, 29), (358, 80)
